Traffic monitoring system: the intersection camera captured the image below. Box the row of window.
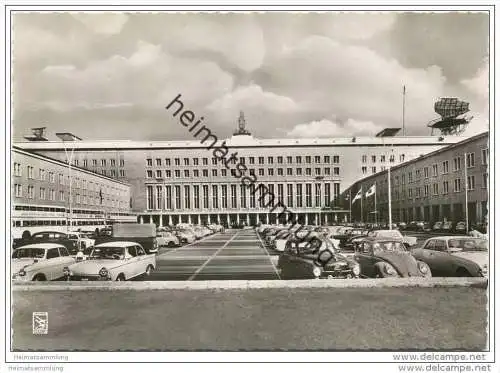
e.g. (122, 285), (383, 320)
(362, 154), (403, 163)
(146, 155), (341, 167)
(146, 183), (341, 211)
(13, 184), (126, 208)
(75, 158), (125, 168)
(13, 163), (128, 195)
(146, 167), (341, 179)
(374, 174), (487, 202)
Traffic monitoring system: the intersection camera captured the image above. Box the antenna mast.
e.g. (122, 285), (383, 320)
(402, 85), (406, 136)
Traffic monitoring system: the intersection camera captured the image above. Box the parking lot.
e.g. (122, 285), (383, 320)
(151, 229), (280, 281)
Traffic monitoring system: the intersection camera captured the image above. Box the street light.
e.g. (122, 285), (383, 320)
(376, 128), (401, 230)
(56, 132), (82, 232)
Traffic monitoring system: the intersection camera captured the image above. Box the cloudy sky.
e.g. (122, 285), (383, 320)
(12, 12), (489, 141)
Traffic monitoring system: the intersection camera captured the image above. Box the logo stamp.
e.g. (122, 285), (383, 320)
(32, 312), (48, 335)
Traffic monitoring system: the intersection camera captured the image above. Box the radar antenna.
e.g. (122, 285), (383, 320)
(427, 98), (473, 136)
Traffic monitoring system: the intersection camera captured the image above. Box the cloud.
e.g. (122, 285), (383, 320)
(72, 13), (129, 35)
(461, 63), (488, 99)
(317, 13), (397, 40)
(286, 118), (384, 138)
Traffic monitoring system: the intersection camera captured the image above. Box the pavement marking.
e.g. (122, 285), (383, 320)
(187, 231), (240, 281)
(256, 230), (282, 280)
(157, 233), (221, 258)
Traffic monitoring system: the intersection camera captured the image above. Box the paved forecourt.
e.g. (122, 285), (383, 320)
(149, 229), (280, 281)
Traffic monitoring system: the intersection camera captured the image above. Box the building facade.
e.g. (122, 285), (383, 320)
(344, 132), (489, 225)
(11, 146), (134, 235)
(15, 118), (470, 227)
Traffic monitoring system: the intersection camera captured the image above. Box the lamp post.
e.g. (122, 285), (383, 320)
(56, 133), (82, 232)
(464, 152), (469, 233)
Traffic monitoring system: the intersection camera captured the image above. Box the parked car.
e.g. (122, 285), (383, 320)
(67, 241), (156, 281)
(441, 221), (454, 233)
(277, 234), (360, 279)
(12, 243), (76, 281)
(367, 230), (417, 248)
(94, 223), (159, 254)
(412, 237), (487, 277)
(398, 222), (407, 230)
(68, 231), (96, 251)
(174, 228), (196, 244)
(12, 231), (78, 252)
(454, 221), (467, 234)
(432, 222), (443, 232)
(156, 231), (180, 248)
(353, 237), (431, 278)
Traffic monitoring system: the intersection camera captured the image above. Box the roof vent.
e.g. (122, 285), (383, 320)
(24, 127), (49, 141)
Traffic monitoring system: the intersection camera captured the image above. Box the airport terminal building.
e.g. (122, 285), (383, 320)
(14, 115), (470, 227)
(344, 131), (489, 225)
(11, 146), (134, 235)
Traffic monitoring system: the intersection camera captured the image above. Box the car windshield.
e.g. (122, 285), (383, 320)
(12, 248), (46, 259)
(372, 241), (407, 254)
(448, 239), (487, 252)
(89, 247), (125, 259)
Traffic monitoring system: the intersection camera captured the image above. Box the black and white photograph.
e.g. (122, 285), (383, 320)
(2, 3), (497, 372)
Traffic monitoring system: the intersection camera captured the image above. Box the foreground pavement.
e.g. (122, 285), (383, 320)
(12, 286), (487, 351)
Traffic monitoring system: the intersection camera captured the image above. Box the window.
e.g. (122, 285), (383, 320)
(372, 167), (376, 174)
(184, 170), (189, 178)
(202, 158), (208, 166)
(202, 185), (209, 209)
(101, 159), (106, 167)
(362, 166), (367, 175)
(202, 170), (208, 177)
(454, 157), (461, 171)
(362, 155), (367, 163)
(59, 190), (64, 201)
(467, 175), (475, 191)
(432, 164), (438, 177)
(191, 170), (198, 178)
(296, 184), (303, 207)
(184, 158), (190, 166)
(174, 186), (181, 209)
(306, 156), (311, 164)
(408, 171), (413, 183)
(49, 172), (55, 183)
(13, 163), (21, 176)
(156, 170), (162, 178)
(268, 168), (274, 176)
(109, 159), (115, 167)
(442, 160), (449, 174)
(400, 154), (405, 162)
(27, 166), (34, 179)
(231, 185), (237, 208)
(324, 156), (330, 163)
(333, 155), (340, 164)
(278, 168), (284, 176)
(372, 155), (376, 163)
(157, 185), (164, 210)
(466, 153), (475, 168)
(389, 155), (395, 163)
(408, 188), (413, 198)
(259, 157), (264, 165)
(240, 185), (247, 208)
(424, 185), (429, 196)
(287, 168), (293, 176)
(147, 185), (154, 210)
(120, 159), (125, 167)
(258, 168), (264, 176)
(221, 169), (227, 177)
(39, 169), (45, 180)
(305, 184), (312, 207)
(315, 156), (321, 164)
(306, 168), (312, 176)
(443, 181), (449, 194)
(27, 185), (34, 199)
(296, 168), (302, 176)
(193, 158), (199, 166)
(184, 186), (191, 209)
(381, 166), (386, 171)
(380, 155), (386, 163)
(315, 184), (321, 207)
(324, 183), (331, 206)
(212, 157), (217, 165)
(221, 185), (228, 209)
(287, 184), (293, 207)
(249, 157), (255, 165)
(14, 184), (22, 197)
(268, 156), (273, 164)
(315, 168), (321, 176)
(483, 173), (488, 188)
(424, 167), (429, 178)
(212, 185), (219, 209)
(324, 168), (331, 176)
(147, 170), (153, 178)
(212, 169), (217, 177)
(110, 170), (116, 177)
(120, 170), (126, 177)
(174, 170), (180, 178)
(165, 186), (172, 210)
(433, 183), (439, 195)
(277, 184), (284, 204)
(47, 248), (59, 260)
(454, 179), (461, 192)
(415, 169), (421, 180)
(92, 159), (98, 167)
(296, 156), (302, 164)
(481, 149), (488, 165)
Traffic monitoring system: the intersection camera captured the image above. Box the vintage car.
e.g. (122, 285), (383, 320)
(441, 221), (454, 233)
(66, 241), (156, 281)
(367, 229), (417, 248)
(432, 222), (443, 232)
(12, 243), (76, 281)
(156, 231), (180, 247)
(353, 237), (431, 278)
(412, 236), (487, 277)
(454, 221), (467, 234)
(12, 231), (78, 252)
(277, 233), (360, 279)
(174, 228), (196, 244)
(68, 231), (96, 251)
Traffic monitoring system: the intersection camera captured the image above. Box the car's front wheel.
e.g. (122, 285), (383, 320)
(456, 267), (472, 277)
(145, 265), (154, 277)
(167, 241), (176, 248)
(32, 274), (46, 281)
(116, 274), (125, 281)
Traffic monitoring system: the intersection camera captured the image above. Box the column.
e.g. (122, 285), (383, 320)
(139, 216), (144, 224)
(188, 215), (192, 224)
(325, 214), (329, 225)
(150, 214), (153, 224)
(167, 215), (171, 226)
(208, 214), (211, 224)
(159, 214), (163, 227)
(237, 214), (240, 225)
(306, 214), (309, 225)
(199, 214), (201, 225)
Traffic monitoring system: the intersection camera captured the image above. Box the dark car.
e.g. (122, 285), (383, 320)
(441, 221), (454, 233)
(432, 222), (443, 232)
(454, 221), (467, 234)
(353, 237), (431, 278)
(12, 231), (78, 253)
(412, 237), (487, 277)
(398, 222), (407, 230)
(277, 234), (360, 279)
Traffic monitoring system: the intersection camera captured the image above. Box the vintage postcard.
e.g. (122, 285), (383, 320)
(2, 3), (496, 373)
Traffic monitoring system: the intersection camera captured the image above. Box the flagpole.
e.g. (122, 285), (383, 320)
(361, 185), (363, 223)
(349, 192), (352, 223)
(388, 166), (392, 230)
(375, 184), (377, 225)
(464, 153), (469, 233)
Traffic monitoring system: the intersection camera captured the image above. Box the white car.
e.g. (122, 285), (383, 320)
(68, 231), (95, 251)
(156, 231), (180, 247)
(67, 241), (156, 281)
(12, 243), (76, 281)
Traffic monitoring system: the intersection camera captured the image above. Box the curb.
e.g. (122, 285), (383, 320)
(12, 277), (488, 291)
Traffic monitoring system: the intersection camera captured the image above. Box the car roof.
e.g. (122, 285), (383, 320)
(360, 237), (404, 242)
(15, 243), (65, 249)
(32, 231), (67, 235)
(94, 241), (142, 247)
(427, 236), (486, 241)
